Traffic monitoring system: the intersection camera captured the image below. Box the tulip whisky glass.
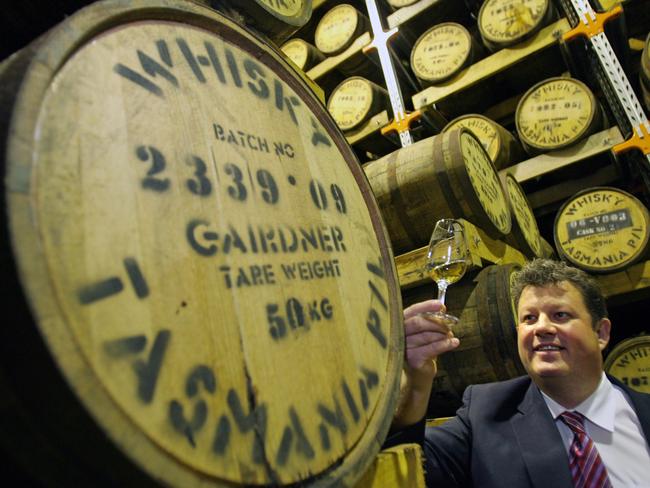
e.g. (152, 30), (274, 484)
(423, 219), (471, 326)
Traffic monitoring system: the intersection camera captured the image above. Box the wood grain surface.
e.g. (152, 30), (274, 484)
(1, 1), (402, 486)
(363, 130), (512, 254)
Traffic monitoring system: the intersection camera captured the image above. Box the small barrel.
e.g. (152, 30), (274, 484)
(410, 22), (484, 86)
(443, 114), (524, 169)
(641, 33), (650, 113)
(314, 3), (369, 56)
(280, 37), (325, 71)
(363, 129), (512, 254)
(501, 173), (544, 258)
(478, 0), (556, 52)
(386, 1), (474, 48)
(206, 0), (313, 44)
(0, 1), (403, 486)
(604, 336), (650, 394)
(402, 264), (525, 417)
(554, 187), (650, 273)
(515, 76), (603, 155)
(327, 77), (390, 132)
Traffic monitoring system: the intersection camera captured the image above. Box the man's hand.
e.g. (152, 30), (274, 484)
(404, 300), (460, 376)
(393, 300), (460, 427)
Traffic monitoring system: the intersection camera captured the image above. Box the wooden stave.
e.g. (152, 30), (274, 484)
(0, 1), (404, 486)
(515, 76), (604, 155)
(327, 76), (390, 132)
(477, 0), (556, 52)
(442, 113), (524, 170)
(553, 186), (650, 274)
(363, 136), (449, 255)
(402, 264), (525, 417)
(363, 129), (512, 255)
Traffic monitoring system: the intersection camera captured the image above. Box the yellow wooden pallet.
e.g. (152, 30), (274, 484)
(355, 443), (426, 488)
(395, 219), (527, 290)
(597, 260), (650, 298)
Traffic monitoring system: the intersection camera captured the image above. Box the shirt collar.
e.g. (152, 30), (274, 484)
(540, 372), (616, 432)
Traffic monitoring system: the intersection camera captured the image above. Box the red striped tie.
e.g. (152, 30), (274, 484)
(559, 411), (613, 488)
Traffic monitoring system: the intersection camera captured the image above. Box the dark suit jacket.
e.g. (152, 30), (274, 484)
(385, 375), (650, 488)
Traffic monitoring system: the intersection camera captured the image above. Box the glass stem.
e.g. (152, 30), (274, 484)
(437, 281), (448, 306)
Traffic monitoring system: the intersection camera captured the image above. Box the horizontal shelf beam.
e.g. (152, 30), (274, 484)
(346, 110), (391, 145)
(500, 126), (624, 184)
(307, 32), (372, 81)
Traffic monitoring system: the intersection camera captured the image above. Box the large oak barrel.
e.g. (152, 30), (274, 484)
(554, 187), (650, 273)
(0, 1), (403, 486)
(363, 129), (512, 254)
(403, 264), (526, 417)
(604, 336), (650, 394)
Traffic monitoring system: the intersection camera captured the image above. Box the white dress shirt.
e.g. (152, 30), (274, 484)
(541, 373), (650, 487)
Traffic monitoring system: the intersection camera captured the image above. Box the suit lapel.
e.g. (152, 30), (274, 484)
(632, 393), (650, 443)
(610, 375), (650, 444)
(511, 382), (573, 488)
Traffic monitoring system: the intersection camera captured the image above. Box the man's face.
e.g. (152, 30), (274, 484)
(516, 281), (610, 388)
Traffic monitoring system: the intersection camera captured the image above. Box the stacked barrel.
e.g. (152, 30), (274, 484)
(278, 0), (650, 416)
(2, 0), (650, 483)
(0, 1), (409, 486)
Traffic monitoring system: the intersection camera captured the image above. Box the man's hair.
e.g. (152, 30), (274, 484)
(511, 259), (608, 327)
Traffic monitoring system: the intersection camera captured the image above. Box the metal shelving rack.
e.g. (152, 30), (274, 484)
(559, 0), (650, 167)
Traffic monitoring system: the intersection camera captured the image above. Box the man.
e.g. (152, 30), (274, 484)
(387, 259), (650, 487)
